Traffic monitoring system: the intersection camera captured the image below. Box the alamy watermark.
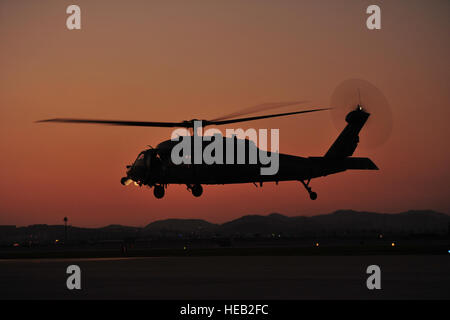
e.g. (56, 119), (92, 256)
(366, 265), (381, 290)
(170, 121), (280, 176)
(65, 5), (382, 31)
(66, 265), (81, 290)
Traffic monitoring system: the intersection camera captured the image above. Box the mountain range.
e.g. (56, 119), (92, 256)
(1, 210), (449, 244)
(143, 210), (450, 237)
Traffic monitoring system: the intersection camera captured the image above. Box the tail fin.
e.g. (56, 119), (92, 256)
(325, 107), (369, 158)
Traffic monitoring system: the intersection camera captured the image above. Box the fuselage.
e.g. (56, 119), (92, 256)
(121, 108), (378, 200)
(126, 136), (346, 186)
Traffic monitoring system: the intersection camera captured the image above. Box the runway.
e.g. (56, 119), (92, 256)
(1, 255), (449, 299)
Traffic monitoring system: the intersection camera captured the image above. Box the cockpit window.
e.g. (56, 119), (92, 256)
(133, 152), (146, 168)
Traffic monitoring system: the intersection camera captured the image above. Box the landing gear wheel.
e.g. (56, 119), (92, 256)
(153, 185), (165, 199)
(191, 184), (203, 197)
(300, 180), (318, 201)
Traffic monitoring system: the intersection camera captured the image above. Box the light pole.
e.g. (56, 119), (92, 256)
(64, 217), (68, 244)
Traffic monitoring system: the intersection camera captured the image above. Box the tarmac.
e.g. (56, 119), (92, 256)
(1, 255), (449, 299)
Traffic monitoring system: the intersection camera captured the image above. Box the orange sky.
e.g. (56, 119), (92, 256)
(1, 0), (449, 227)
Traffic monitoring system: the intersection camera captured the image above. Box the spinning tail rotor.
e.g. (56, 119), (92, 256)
(330, 79), (393, 149)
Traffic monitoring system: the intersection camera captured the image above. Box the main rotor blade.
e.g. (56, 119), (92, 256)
(36, 118), (191, 128)
(37, 107), (330, 129)
(210, 101), (310, 122)
(206, 108), (330, 126)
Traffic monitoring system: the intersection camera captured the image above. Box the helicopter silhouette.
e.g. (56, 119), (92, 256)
(38, 81), (384, 200)
(37, 104), (377, 200)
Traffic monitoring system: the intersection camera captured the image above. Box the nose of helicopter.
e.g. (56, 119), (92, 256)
(121, 165), (136, 185)
(122, 161), (147, 186)
(120, 176), (133, 186)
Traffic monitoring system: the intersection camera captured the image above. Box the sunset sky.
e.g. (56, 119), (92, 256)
(1, 0), (449, 227)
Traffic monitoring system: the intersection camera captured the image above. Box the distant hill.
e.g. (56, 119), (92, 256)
(0, 210), (448, 244)
(140, 210), (450, 237)
(304, 210), (450, 235)
(219, 213), (300, 236)
(144, 219), (218, 236)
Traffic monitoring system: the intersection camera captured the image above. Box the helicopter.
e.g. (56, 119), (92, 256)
(37, 80), (386, 200)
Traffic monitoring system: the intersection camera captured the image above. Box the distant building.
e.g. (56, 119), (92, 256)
(0, 226), (17, 242)
(0, 225), (16, 233)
